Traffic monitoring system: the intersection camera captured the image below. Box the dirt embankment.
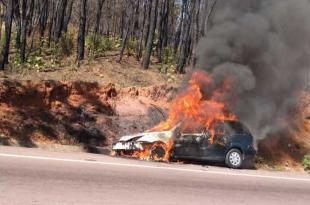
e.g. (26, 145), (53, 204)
(257, 91), (310, 168)
(0, 80), (177, 149)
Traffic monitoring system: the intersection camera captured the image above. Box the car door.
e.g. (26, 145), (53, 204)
(199, 122), (227, 161)
(173, 133), (201, 159)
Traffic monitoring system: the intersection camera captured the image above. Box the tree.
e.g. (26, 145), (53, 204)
(136, 0), (147, 61)
(173, 1), (185, 54)
(176, 0), (195, 74)
(63, 0), (74, 33)
(93, 0), (105, 49)
(0, 0), (218, 73)
(53, 0), (68, 41)
(200, 0), (217, 37)
(117, 0), (135, 63)
(20, 0), (35, 63)
(48, 0), (56, 47)
(38, 0), (49, 38)
(157, 0), (169, 63)
(142, 0), (159, 69)
(0, 0), (14, 69)
(77, 0), (87, 62)
(14, 0), (21, 49)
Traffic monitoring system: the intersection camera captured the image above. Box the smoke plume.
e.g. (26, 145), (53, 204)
(196, 0), (310, 140)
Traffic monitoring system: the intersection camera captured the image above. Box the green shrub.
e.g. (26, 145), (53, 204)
(86, 35), (120, 58)
(302, 155), (310, 171)
(59, 33), (74, 56)
(127, 37), (137, 56)
(158, 47), (178, 82)
(11, 51), (46, 71)
(162, 47), (176, 65)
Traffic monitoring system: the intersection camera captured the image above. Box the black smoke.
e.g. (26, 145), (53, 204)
(196, 0), (310, 140)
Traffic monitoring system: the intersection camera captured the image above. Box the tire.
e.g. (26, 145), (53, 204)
(225, 148), (243, 169)
(150, 143), (166, 161)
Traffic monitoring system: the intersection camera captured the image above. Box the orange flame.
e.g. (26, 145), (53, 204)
(151, 71), (236, 134)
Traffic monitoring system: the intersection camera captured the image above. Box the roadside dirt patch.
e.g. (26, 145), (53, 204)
(0, 80), (177, 148)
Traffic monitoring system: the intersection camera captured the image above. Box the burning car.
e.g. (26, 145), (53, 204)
(112, 120), (256, 169)
(112, 71), (258, 168)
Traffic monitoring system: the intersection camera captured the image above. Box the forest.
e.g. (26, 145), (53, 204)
(0, 0), (217, 74)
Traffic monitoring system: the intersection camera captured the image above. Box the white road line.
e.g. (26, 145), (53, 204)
(0, 153), (310, 183)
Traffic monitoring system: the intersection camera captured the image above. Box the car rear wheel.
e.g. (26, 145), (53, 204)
(150, 143), (167, 161)
(225, 148), (243, 169)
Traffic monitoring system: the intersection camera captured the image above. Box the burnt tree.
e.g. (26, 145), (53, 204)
(53, 0), (68, 41)
(63, 0), (73, 33)
(38, 0), (49, 38)
(142, 0), (159, 69)
(173, 1), (185, 54)
(14, 0), (21, 49)
(157, 0), (169, 63)
(77, 0), (87, 62)
(200, 0), (217, 37)
(117, 0), (134, 63)
(176, 0), (194, 73)
(0, 0), (14, 69)
(92, 0), (105, 49)
(136, 0), (147, 60)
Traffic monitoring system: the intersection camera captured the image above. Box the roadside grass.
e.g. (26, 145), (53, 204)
(302, 155), (310, 171)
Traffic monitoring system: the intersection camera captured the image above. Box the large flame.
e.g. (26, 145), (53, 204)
(126, 70), (236, 161)
(150, 70), (236, 135)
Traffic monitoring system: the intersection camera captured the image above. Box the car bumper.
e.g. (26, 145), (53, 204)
(243, 147), (256, 161)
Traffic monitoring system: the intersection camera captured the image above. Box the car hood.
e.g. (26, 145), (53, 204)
(118, 130), (174, 144)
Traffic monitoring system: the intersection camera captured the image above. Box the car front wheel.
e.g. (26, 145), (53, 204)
(150, 142), (167, 161)
(225, 148), (243, 169)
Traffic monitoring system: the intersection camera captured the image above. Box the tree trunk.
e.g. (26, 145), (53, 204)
(191, 0), (201, 66)
(93, 0), (105, 49)
(0, 5), (4, 41)
(0, 0), (14, 69)
(173, 1), (185, 54)
(136, 0), (147, 61)
(63, 0), (73, 33)
(176, 0), (194, 74)
(20, 0), (27, 63)
(77, 0), (87, 62)
(53, 0), (68, 41)
(14, 0), (21, 49)
(156, 0), (164, 63)
(144, 0), (153, 47)
(117, 0), (134, 63)
(142, 0), (159, 69)
(157, 0), (169, 63)
(200, 0), (217, 37)
(26, 0), (34, 37)
(48, 1), (56, 47)
(39, 0), (49, 38)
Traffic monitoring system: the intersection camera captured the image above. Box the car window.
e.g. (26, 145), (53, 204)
(225, 121), (250, 134)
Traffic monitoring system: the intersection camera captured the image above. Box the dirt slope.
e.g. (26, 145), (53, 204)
(0, 80), (177, 148)
(257, 91), (310, 168)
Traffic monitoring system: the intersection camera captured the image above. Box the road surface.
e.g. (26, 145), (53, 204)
(0, 146), (310, 205)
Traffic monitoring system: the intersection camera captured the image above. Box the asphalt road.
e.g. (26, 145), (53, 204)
(0, 146), (310, 205)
